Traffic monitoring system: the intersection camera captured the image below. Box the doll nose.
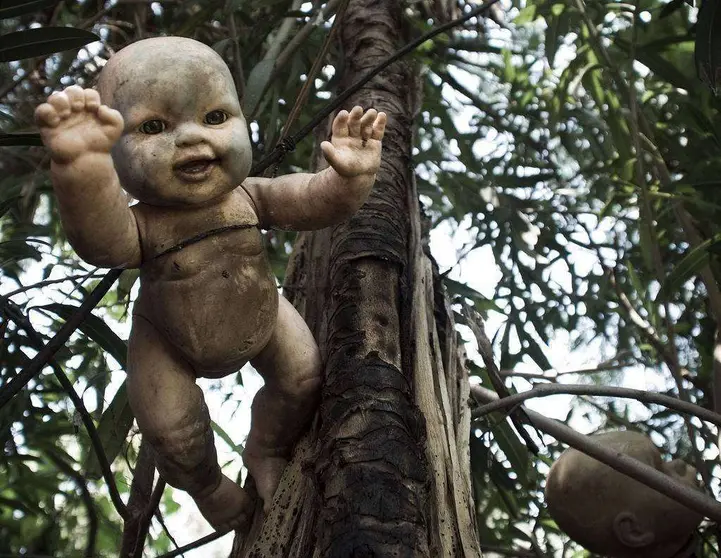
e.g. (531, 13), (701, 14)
(174, 123), (207, 147)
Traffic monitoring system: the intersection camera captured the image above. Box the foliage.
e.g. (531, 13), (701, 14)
(1, 0), (720, 556)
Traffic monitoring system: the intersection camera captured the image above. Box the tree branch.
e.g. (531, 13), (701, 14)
(155, 528), (232, 558)
(471, 382), (721, 427)
(44, 451), (98, 558)
(0, 269), (123, 413)
(121, 439), (156, 557)
(250, 0), (502, 175)
(460, 300), (541, 454)
(470, 384), (721, 522)
(0, 295), (128, 520)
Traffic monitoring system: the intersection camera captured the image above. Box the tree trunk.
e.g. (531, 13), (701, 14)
(232, 1), (481, 556)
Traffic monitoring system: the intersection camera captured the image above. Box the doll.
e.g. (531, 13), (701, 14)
(545, 431), (703, 558)
(35, 36), (386, 529)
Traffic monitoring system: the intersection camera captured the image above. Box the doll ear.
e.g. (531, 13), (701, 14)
(613, 511), (655, 548)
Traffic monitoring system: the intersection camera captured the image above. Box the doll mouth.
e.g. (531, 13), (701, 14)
(174, 158), (219, 180)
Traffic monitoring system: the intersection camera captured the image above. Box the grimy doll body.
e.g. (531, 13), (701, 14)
(35, 37), (386, 529)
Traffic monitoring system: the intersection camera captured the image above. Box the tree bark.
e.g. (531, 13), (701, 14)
(232, 0), (481, 556)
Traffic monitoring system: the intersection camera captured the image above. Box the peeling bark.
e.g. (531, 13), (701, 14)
(232, 1), (481, 556)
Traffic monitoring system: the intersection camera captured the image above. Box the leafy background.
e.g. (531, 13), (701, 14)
(1, 0), (720, 556)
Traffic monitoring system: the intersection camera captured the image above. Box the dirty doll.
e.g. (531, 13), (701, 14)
(545, 431), (702, 558)
(35, 37), (386, 529)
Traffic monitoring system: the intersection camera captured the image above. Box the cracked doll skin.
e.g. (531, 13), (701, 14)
(34, 36), (387, 530)
(545, 431), (703, 558)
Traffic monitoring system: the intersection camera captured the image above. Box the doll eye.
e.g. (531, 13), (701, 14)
(204, 110), (228, 125)
(139, 119), (165, 134)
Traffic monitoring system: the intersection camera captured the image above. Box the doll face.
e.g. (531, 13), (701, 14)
(99, 38), (252, 206)
(545, 432), (702, 558)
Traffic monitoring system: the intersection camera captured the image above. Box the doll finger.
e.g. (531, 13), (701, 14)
(347, 105), (363, 137)
(371, 112), (387, 141)
(63, 85), (86, 111)
(84, 88), (101, 111)
(35, 103), (60, 128)
(359, 109), (377, 140)
(97, 105), (124, 128)
(332, 110), (350, 138)
(47, 91), (71, 118)
(320, 140), (339, 166)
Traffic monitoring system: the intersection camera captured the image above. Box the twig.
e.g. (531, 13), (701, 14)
(154, 528), (232, 558)
(480, 545), (536, 557)
(0, 269), (122, 413)
(471, 383), (721, 427)
(275, 0), (349, 149)
(499, 358), (632, 380)
(608, 269), (681, 369)
(44, 450), (98, 557)
(250, 0), (502, 175)
(274, 0), (344, 73)
(261, 0), (304, 63)
(460, 300), (541, 454)
(0, 296), (129, 520)
(3, 270), (104, 298)
(137, 478), (167, 557)
(715, 331), (721, 414)
(121, 439), (156, 557)
(470, 384), (721, 522)
(227, 11), (245, 100)
(153, 507), (180, 554)
(575, 0), (713, 491)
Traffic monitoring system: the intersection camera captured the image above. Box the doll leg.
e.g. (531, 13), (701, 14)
(245, 295), (322, 510)
(127, 316), (252, 530)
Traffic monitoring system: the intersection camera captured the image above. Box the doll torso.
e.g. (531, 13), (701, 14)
(132, 187), (278, 376)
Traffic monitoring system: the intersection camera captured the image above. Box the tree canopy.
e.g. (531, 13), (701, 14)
(1, 0), (720, 556)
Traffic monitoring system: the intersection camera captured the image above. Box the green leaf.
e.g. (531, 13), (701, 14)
(117, 269), (139, 301)
(614, 38), (693, 91)
(85, 381), (134, 480)
(0, 133), (42, 147)
(513, 4), (537, 25)
(40, 303), (128, 368)
(0, 0), (59, 20)
(522, 334), (552, 371)
(0, 239), (42, 266)
(695, 0), (721, 93)
(0, 27), (99, 62)
(211, 420), (244, 457)
(657, 233), (721, 301)
(492, 419), (530, 488)
(243, 58), (275, 118)
(659, 0), (685, 19)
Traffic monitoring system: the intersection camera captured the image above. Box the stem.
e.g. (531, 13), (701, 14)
(250, 0), (502, 175)
(470, 384), (721, 522)
(0, 269), (122, 412)
(155, 529), (232, 558)
(573, 0), (715, 489)
(0, 296), (129, 520)
(121, 439), (155, 557)
(460, 300), (541, 454)
(471, 383), (721, 427)
(44, 451), (98, 558)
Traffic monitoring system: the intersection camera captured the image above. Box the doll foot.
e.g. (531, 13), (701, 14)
(194, 474), (252, 530)
(244, 452), (289, 512)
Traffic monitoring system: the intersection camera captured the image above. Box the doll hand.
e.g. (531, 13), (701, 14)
(35, 85), (123, 165)
(321, 106), (386, 178)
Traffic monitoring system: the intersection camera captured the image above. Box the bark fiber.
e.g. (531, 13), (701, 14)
(232, 1), (481, 556)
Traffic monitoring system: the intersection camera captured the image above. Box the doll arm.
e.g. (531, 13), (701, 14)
(242, 107), (386, 230)
(35, 86), (142, 268)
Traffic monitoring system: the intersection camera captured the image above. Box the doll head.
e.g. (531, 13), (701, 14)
(545, 431), (702, 558)
(96, 37), (252, 206)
